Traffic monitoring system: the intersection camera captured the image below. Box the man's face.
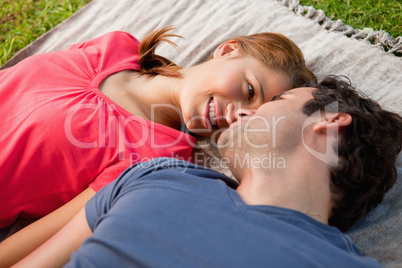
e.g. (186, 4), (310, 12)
(217, 87), (315, 178)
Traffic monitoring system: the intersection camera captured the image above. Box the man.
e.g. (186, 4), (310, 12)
(14, 76), (402, 267)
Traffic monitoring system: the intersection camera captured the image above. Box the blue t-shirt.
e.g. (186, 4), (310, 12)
(66, 158), (382, 268)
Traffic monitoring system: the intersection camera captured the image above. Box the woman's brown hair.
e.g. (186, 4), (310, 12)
(233, 32), (316, 87)
(138, 26), (182, 77)
(138, 27), (316, 87)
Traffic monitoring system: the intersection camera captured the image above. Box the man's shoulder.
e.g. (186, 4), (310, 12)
(117, 157), (239, 189)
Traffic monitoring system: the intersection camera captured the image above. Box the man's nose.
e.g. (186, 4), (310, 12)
(235, 108), (256, 120)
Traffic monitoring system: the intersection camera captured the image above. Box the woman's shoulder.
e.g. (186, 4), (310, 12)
(100, 31), (140, 44)
(68, 31), (140, 51)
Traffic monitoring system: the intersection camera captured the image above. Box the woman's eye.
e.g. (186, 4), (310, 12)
(247, 82), (255, 100)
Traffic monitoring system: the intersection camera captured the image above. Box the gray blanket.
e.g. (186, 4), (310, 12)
(2, 0), (402, 267)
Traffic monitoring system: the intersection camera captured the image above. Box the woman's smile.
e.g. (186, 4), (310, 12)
(204, 96), (226, 130)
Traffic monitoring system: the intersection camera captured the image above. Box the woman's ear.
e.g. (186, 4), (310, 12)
(213, 40), (240, 59)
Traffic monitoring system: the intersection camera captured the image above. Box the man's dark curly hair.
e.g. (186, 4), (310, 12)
(302, 75), (402, 232)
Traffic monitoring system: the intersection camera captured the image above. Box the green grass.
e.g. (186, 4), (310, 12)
(299, 0), (402, 39)
(0, 0), (92, 66)
(1, 0), (401, 65)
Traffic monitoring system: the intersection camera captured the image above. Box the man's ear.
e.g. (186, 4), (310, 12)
(213, 40), (240, 59)
(313, 112), (352, 132)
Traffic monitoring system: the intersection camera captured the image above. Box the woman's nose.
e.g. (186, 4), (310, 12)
(225, 103), (257, 126)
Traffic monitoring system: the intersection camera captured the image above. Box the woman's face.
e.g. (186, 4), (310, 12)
(178, 50), (292, 140)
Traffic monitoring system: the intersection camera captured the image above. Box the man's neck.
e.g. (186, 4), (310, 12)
(236, 158), (332, 224)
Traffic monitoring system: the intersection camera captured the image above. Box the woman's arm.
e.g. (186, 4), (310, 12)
(0, 187), (95, 268)
(13, 207), (92, 268)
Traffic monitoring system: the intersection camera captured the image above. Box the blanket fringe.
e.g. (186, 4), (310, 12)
(278, 0), (402, 56)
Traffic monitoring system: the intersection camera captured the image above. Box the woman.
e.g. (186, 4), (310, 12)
(0, 27), (316, 266)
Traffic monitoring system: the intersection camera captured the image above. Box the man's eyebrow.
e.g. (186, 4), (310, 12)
(270, 91), (291, 101)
